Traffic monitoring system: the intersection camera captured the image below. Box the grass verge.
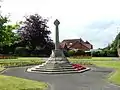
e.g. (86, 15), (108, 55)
(0, 67), (5, 72)
(92, 61), (120, 85)
(70, 58), (120, 85)
(0, 75), (47, 90)
(0, 58), (47, 90)
(108, 69), (120, 85)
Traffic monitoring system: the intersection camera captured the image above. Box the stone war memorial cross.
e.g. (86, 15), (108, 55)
(54, 19), (60, 50)
(27, 19), (90, 74)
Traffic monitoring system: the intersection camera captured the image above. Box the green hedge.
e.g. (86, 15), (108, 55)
(92, 49), (118, 57)
(0, 60), (44, 67)
(66, 50), (91, 58)
(14, 47), (29, 56)
(69, 56), (92, 59)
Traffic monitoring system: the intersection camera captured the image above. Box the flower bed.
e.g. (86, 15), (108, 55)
(72, 64), (86, 70)
(0, 55), (17, 59)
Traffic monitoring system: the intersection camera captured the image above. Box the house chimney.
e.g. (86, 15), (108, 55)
(86, 41), (90, 44)
(79, 38), (83, 42)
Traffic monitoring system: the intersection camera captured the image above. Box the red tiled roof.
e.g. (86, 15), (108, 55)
(60, 38), (93, 50)
(62, 38), (84, 43)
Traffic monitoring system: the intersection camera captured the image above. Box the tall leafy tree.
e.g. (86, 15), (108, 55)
(0, 1), (20, 54)
(0, 15), (19, 47)
(103, 32), (120, 50)
(108, 32), (120, 50)
(101, 32), (120, 57)
(18, 14), (53, 50)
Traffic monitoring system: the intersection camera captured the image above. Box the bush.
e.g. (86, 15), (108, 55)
(85, 51), (91, 56)
(67, 49), (92, 59)
(14, 47), (29, 56)
(74, 50), (85, 56)
(49, 49), (88, 57)
(70, 55), (92, 59)
(67, 50), (75, 56)
(63, 50), (69, 57)
(71, 60), (93, 65)
(91, 49), (118, 57)
(106, 49), (118, 57)
(92, 51), (100, 57)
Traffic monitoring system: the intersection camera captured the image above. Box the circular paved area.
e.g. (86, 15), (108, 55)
(1, 66), (120, 90)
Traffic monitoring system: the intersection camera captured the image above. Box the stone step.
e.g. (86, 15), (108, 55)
(60, 64), (73, 67)
(35, 66), (75, 70)
(63, 69), (77, 71)
(47, 68), (76, 71)
(33, 67), (76, 70)
(34, 64), (73, 69)
(61, 66), (74, 69)
(31, 68), (77, 72)
(27, 67), (90, 74)
(31, 69), (77, 72)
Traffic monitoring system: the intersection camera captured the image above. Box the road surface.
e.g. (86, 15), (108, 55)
(1, 66), (120, 90)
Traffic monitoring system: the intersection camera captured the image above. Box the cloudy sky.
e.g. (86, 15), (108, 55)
(1, 0), (120, 49)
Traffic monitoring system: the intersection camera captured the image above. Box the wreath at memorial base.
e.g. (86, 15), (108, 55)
(72, 64), (86, 70)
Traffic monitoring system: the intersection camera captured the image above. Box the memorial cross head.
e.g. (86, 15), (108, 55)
(54, 19), (60, 26)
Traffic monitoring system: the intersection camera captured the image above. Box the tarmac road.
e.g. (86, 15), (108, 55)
(1, 66), (120, 90)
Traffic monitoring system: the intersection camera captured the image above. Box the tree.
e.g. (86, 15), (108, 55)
(0, 15), (20, 54)
(103, 32), (120, 52)
(0, 1), (20, 54)
(0, 15), (19, 46)
(18, 14), (52, 50)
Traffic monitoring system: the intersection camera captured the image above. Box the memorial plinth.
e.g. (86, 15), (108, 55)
(27, 19), (90, 74)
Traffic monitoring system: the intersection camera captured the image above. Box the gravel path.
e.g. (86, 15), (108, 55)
(1, 66), (120, 90)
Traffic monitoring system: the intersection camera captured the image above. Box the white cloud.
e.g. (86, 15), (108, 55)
(1, 0), (120, 49)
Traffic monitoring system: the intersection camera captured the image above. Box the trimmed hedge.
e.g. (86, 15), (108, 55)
(66, 50), (91, 59)
(14, 47), (29, 56)
(69, 55), (92, 59)
(70, 60), (93, 65)
(91, 49), (118, 57)
(0, 60), (44, 67)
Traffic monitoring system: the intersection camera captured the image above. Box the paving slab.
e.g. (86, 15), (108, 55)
(1, 66), (120, 90)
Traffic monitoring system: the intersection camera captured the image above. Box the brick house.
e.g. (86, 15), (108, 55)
(60, 38), (93, 51)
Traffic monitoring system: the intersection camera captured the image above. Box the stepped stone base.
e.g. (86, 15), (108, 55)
(27, 49), (90, 74)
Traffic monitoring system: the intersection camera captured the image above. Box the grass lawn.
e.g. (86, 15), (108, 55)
(0, 58), (47, 90)
(0, 65), (47, 90)
(0, 67), (4, 72)
(91, 61), (120, 85)
(70, 57), (120, 85)
(0, 75), (47, 90)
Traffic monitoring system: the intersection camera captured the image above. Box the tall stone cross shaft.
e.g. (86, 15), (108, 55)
(54, 19), (60, 50)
